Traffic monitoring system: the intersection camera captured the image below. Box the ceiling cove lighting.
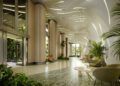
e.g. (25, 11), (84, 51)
(3, 7), (26, 14)
(99, 23), (103, 34)
(3, 4), (26, 8)
(57, 11), (81, 14)
(57, 0), (64, 4)
(49, 8), (62, 11)
(103, 0), (111, 24)
(92, 23), (99, 36)
(73, 7), (86, 10)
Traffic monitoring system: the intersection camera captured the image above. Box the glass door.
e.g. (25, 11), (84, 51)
(7, 33), (23, 66)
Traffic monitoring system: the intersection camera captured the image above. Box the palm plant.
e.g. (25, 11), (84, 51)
(89, 40), (105, 59)
(102, 0), (120, 59)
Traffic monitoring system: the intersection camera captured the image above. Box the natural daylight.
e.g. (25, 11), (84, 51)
(0, 0), (120, 86)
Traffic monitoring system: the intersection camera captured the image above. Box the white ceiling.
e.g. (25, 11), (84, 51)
(41, 0), (117, 44)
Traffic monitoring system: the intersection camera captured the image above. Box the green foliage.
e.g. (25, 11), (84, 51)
(0, 64), (42, 86)
(7, 38), (21, 62)
(102, 0), (120, 59)
(89, 40), (105, 58)
(58, 54), (69, 60)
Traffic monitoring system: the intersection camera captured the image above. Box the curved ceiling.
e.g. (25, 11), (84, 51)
(38, 0), (116, 44)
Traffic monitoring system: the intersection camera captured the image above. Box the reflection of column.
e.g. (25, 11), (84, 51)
(35, 4), (46, 63)
(49, 19), (57, 59)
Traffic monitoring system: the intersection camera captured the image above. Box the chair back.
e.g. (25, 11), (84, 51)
(93, 67), (120, 82)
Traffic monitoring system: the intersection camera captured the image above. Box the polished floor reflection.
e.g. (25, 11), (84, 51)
(13, 57), (95, 86)
(13, 57), (114, 86)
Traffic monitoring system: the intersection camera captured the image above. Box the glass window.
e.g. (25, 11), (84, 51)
(3, 0), (15, 29)
(18, 0), (26, 34)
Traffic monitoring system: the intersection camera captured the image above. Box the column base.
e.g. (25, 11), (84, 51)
(27, 61), (46, 65)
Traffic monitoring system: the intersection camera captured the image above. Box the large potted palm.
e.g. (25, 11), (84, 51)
(102, 0), (120, 59)
(88, 40), (106, 67)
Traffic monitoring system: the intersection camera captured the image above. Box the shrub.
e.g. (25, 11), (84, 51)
(0, 64), (42, 86)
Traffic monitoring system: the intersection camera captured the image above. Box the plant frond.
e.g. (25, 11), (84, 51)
(102, 25), (120, 39)
(111, 38), (120, 59)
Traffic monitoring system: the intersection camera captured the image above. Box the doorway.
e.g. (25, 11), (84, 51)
(7, 33), (23, 66)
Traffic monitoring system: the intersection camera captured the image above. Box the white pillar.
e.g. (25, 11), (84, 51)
(34, 4), (46, 63)
(27, 0), (35, 64)
(61, 33), (66, 57)
(69, 43), (72, 56)
(49, 19), (57, 59)
(57, 31), (61, 58)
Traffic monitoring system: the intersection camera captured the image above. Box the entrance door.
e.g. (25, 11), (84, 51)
(7, 34), (23, 66)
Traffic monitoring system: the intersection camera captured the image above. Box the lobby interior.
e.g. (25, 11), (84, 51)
(0, 0), (120, 86)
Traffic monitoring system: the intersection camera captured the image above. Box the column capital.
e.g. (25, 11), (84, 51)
(48, 19), (57, 24)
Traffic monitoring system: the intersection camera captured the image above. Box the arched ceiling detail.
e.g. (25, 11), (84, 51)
(33, 0), (118, 44)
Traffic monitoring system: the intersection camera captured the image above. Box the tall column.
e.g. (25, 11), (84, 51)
(57, 31), (61, 58)
(65, 38), (68, 57)
(48, 19), (57, 59)
(34, 4), (46, 63)
(27, 0), (35, 64)
(61, 33), (65, 57)
(69, 43), (72, 56)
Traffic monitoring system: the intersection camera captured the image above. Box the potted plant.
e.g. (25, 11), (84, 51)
(88, 40), (106, 67)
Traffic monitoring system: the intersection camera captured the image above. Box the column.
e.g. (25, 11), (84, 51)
(65, 38), (68, 57)
(69, 43), (72, 56)
(34, 4), (46, 63)
(48, 19), (57, 59)
(27, 0), (35, 64)
(57, 31), (61, 58)
(61, 33), (65, 57)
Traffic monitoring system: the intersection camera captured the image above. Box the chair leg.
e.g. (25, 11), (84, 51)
(94, 80), (96, 86)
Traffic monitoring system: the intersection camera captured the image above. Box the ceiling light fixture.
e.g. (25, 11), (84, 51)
(49, 8), (62, 11)
(3, 7), (26, 14)
(92, 23), (99, 36)
(57, 0), (64, 3)
(103, 0), (111, 24)
(73, 7), (86, 10)
(3, 4), (26, 8)
(57, 10), (81, 14)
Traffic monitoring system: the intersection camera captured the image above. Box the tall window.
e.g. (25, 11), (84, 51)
(18, 0), (26, 34)
(3, 0), (15, 30)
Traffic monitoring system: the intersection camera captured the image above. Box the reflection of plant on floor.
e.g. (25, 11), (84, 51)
(58, 54), (69, 60)
(0, 64), (42, 86)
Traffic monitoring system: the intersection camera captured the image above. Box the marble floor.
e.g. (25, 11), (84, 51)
(12, 57), (112, 86)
